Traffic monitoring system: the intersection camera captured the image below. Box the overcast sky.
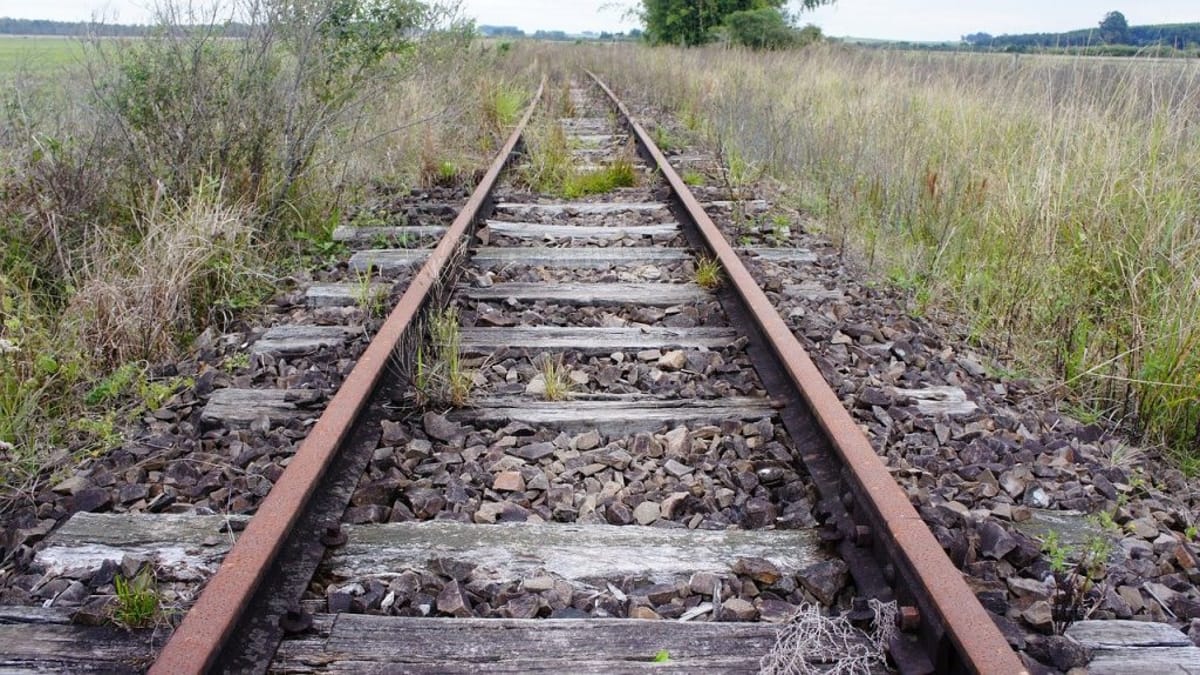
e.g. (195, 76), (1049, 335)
(3, 0), (1198, 42)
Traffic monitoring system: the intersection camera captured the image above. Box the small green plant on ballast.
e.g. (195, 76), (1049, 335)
(415, 307), (472, 407)
(1041, 530), (1112, 634)
(561, 157), (637, 199)
(112, 566), (160, 629)
(536, 354), (574, 402)
(694, 257), (723, 290)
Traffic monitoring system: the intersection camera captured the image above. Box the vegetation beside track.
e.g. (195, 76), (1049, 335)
(0, 2), (537, 503)
(580, 44), (1200, 469)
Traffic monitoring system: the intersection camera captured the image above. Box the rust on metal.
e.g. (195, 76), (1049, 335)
(590, 72), (1025, 675)
(150, 77), (546, 675)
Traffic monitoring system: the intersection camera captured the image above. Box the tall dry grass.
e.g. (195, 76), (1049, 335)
(583, 45), (1200, 467)
(0, 6), (538, 491)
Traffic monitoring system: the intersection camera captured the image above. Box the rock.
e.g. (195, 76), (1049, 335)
(663, 427), (689, 455)
(1026, 635), (1090, 671)
(501, 594), (540, 619)
(574, 431), (602, 451)
(52, 476), (92, 495)
(721, 597), (758, 621)
(473, 502), (504, 524)
(630, 606), (662, 620)
(436, 580), (471, 618)
(797, 560), (848, 605)
(733, 557), (781, 585)
(657, 350), (687, 371)
(1007, 576), (1052, 601)
(689, 572), (721, 596)
(381, 420), (408, 444)
(1024, 486), (1051, 509)
(633, 501), (660, 525)
(1172, 595), (1200, 620)
(508, 442), (557, 461)
(757, 598), (797, 623)
(1189, 618), (1200, 647)
(606, 501), (633, 525)
(979, 520), (1017, 560)
(661, 492), (691, 520)
(71, 488), (111, 513)
(1127, 517), (1159, 539)
(645, 583), (677, 605)
(1021, 600), (1054, 633)
(741, 497), (777, 529)
(663, 459), (693, 478)
(493, 471), (526, 492)
(423, 412), (464, 443)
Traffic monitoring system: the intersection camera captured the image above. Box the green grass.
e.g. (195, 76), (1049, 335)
(562, 158), (637, 198)
(694, 256), (723, 290)
(0, 37), (86, 73)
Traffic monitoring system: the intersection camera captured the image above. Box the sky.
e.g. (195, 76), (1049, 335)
(2, 0), (1198, 42)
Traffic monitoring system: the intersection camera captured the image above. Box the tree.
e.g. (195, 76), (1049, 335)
(723, 8), (796, 49)
(1099, 11), (1129, 44)
(641, 0), (834, 47)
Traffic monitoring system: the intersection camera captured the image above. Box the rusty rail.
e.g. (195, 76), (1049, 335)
(150, 77), (546, 675)
(589, 72), (1025, 675)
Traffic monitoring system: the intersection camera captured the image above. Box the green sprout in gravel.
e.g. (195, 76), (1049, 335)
(112, 567), (160, 629)
(694, 257), (723, 291)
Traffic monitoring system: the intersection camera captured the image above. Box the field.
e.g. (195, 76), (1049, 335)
(577, 45), (1200, 467)
(0, 36), (86, 73)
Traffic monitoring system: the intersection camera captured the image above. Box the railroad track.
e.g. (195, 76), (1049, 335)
(5, 75), (1195, 673)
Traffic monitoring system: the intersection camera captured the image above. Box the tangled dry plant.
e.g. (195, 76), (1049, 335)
(760, 600), (897, 675)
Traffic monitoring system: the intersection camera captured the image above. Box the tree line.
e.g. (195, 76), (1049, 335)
(963, 12), (1200, 52)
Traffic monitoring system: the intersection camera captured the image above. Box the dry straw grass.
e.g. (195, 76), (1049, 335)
(66, 182), (252, 363)
(580, 44), (1200, 467)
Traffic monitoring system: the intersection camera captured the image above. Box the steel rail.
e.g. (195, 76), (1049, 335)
(151, 77), (546, 675)
(590, 72), (1025, 675)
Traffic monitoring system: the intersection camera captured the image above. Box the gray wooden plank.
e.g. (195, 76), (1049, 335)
(458, 327), (737, 354)
(348, 249), (429, 272)
(201, 387), (324, 428)
(332, 224), (447, 242)
(494, 202), (670, 215)
(461, 282), (708, 307)
(471, 247), (689, 268)
(34, 512), (245, 580)
(0, 621), (154, 673)
(1066, 620), (1194, 648)
(739, 247), (817, 263)
(568, 133), (629, 145)
(251, 325), (362, 356)
(305, 283), (391, 308)
(451, 397), (774, 433)
(1086, 647), (1200, 675)
(274, 616), (807, 673)
(326, 521), (826, 584)
(484, 221), (679, 240)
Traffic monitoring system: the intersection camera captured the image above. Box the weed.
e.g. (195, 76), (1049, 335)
(681, 169), (704, 186)
(353, 268), (389, 318)
(1186, 525), (1198, 541)
(694, 257), (723, 290)
(1041, 529), (1113, 634)
(223, 352), (250, 371)
(652, 650), (670, 663)
(537, 355), (574, 402)
(562, 158), (637, 198)
(415, 307), (472, 407)
(84, 363), (141, 407)
(72, 412), (123, 456)
(112, 567), (159, 629)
